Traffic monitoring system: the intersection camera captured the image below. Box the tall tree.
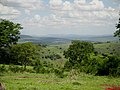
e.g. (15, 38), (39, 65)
(114, 13), (120, 39)
(0, 19), (23, 48)
(0, 19), (23, 64)
(10, 42), (38, 69)
(64, 40), (94, 68)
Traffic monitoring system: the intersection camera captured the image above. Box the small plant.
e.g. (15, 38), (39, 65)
(72, 82), (81, 85)
(0, 65), (7, 73)
(54, 69), (65, 78)
(8, 65), (24, 73)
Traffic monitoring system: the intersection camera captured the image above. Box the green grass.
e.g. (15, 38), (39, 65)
(94, 42), (120, 56)
(0, 72), (120, 90)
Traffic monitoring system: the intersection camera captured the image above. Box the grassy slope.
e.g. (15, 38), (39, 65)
(0, 72), (120, 90)
(94, 42), (120, 56)
(39, 44), (70, 68)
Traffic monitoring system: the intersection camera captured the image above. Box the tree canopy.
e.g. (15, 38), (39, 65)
(10, 42), (38, 69)
(64, 40), (94, 68)
(0, 19), (23, 48)
(114, 14), (120, 39)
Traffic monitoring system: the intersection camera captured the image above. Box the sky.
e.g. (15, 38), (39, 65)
(0, 0), (120, 36)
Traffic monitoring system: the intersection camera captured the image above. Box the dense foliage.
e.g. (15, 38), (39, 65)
(63, 40), (120, 77)
(0, 19), (23, 48)
(114, 14), (120, 39)
(85, 54), (120, 76)
(0, 48), (10, 64)
(10, 42), (38, 69)
(64, 40), (94, 68)
(0, 19), (22, 64)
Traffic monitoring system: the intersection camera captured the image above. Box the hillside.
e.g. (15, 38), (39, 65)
(19, 34), (119, 44)
(19, 35), (71, 44)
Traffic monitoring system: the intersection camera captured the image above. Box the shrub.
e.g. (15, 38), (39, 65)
(54, 69), (65, 78)
(0, 65), (7, 73)
(64, 61), (73, 71)
(8, 65), (24, 73)
(33, 61), (43, 73)
(85, 54), (120, 76)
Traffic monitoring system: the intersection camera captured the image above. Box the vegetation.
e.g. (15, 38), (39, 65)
(114, 13), (120, 39)
(0, 19), (23, 48)
(10, 42), (38, 69)
(0, 19), (23, 64)
(0, 19), (120, 89)
(64, 40), (94, 69)
(86, 54), (120, 76)
(94, 42), (120, 56)
(0, 71), (120, 90)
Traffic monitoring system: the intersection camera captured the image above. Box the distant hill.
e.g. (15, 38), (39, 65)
(20, 35), (33, 38)
(19, 35), (71, 44)
(19, 34), (119, 44)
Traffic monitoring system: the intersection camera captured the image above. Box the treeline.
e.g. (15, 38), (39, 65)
(63, 40), (120, 77)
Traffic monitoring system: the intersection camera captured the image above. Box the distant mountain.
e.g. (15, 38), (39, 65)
(51, 34), (119, 42)
(20, 35), (33, 38)
(19, 34), (119, 44)
(19, 35), (71, 44)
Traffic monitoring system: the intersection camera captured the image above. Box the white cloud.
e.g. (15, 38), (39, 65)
(0, 0), (8, 5)
(7, 0), (44, 11)
(23, 14), (78, 30)
(0, 4), (20, 15)
(1, 0), (119, 35)
(0, 3), (20, 19)
(63, 1), (73, 11)
(74, 0), (86, 4)
(0, 15), (19, 19)
(73, 0), (104, 11)
(49, 0), (63, 6)
(49, 0), (63, 10)
(48, 0), (119, 27)
(22, 0), (119, 30)
(90, 0), (104, 9)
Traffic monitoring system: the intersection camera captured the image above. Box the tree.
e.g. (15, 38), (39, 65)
(0, 19), (23, 48)
(64, 40), (94, 68)
(0, 48), (10, 64)
(114, 13), (120, 39)
(10, 42), (38, 69)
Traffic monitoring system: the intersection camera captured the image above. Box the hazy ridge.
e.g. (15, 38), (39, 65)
(19, 34), (119, 44)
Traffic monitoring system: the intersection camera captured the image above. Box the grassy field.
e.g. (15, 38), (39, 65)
(94, 42), (120, 56)
(0, 72), (120, 90)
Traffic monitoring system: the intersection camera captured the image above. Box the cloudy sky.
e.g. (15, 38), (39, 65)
(0, 0), (120, 36)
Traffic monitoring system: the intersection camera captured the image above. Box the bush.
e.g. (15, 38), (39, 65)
(54, 68), (65, 78)
(85, 54), (120, 76)
(33, 66), (54, 74)
(0, 65), (7, 73)
(33, 65), (41, 73)
(64, 61), (73, 71)
(8, 65), (24, 73)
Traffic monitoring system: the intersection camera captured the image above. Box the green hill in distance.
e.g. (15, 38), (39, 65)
(19, 34), (119, 45)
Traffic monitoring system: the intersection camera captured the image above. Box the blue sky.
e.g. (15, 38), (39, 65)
(0, 0), (120, 36)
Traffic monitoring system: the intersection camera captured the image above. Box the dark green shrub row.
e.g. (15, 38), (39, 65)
(64, 53), (120, 77)
(0, 64), (34, 73)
